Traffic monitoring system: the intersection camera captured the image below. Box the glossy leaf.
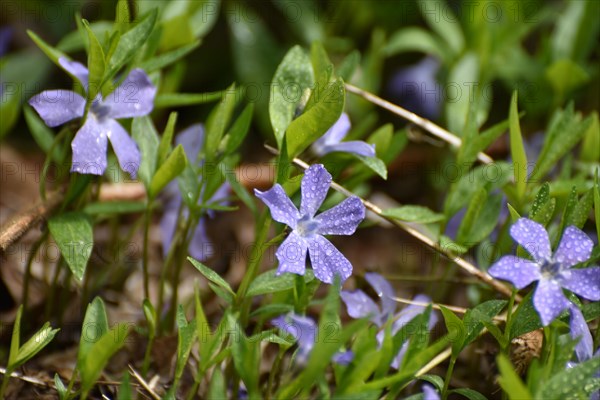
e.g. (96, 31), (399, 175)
(382, 206), (445, 223)
(149, 144), (188, 198)
(48, 212), (93, 281)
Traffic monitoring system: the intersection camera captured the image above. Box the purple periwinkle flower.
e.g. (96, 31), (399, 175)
(489, 218), (600, 326)
(28, 57), (156, 177)
(341, 272), (437, 369)
(312, 113), (376, 158)
(254, 164), (365, 284)
(568, 304), (596, 366)
(272, 313), (353, 365)
(160, 124), (229, 261)
(422, 384), (441, 400)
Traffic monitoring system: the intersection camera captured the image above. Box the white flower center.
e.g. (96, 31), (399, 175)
(540, 259), (561, 279)
(90, 99), (111, 121)
(296, 214), (320, 237)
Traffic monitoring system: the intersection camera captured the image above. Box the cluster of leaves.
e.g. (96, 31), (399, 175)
(0, 0), (599, 399)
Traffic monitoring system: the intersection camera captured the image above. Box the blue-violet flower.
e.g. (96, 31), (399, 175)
(254, 164), (365, 284)
(28, 57), (156, 177)
(312, 113), (376, 158)
(489, 218), (600, 326)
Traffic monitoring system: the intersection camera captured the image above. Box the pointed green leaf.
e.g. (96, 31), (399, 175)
(247, 269), (315, 297)
(175, 305), (197, 382)
(154, 91), (224, 108)
(188, 257), (234, 295)
(269, 45), (314, 146)
(48, 212), (93, 281)
(78, 297), (109, 366)
(24, 107), (64, 163)
(115, 0), (130, 34)
(509, 91), (527, 202)
(538, 356), (600, 399)
(82, 19), (106, 101)
(497, 354), (532, 400)
(419, 0), (464, 55)
(439, 306), (466, 356)
(27, 30), (69, 67)
(15, 323), (59, 367)
(132, 116), (160, 188)
(382, 206), (445, 223)
(138, 41), (200, 73)
(205, 84), (237, 159)
(286, 77), (345, 157)
(158, 112), (178, 165)
(223, 103), (254, 154)
(149, 144), (188, 198)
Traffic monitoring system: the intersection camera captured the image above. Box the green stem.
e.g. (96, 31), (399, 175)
(502, 289), (517, 352)
(141, 333), (155, 377)
(45, 256), (64, 321)
(22, 232), (47, 311)
(142, 204), (152, 301)
(0, 367), (14, 399)
(441, 356), (457, 400)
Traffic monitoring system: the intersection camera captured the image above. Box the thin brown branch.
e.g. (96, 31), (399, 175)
(345, 83), (494, 165)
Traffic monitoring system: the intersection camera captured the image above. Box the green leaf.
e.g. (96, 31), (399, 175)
(175, 305), (196, 382)
(286, 77), (345, 157)
(132, 116), (160, 188)
(149, 144), (188, 198)
(57, 22), (114, 53)
(594, 175), (600, 244)
(439, 306), (466, 356)
(154, 91), (224, 108)
(54, 374), (68, 400)
(48, 212), (93, 281)
(354, 155), (388, 180)
(14, 323), (59, 367)
(530, 183), (550, 218)
(551, 0), (600, 62)
(337, 50), (360, 82)
(580, 112), (599, 162)
(115, 0), (130, 33)
(507, 203), (521, 222)
(83, 20), (106, 101)
(545, 59), (589, 99)
(79, 323), (129, 397)
(530, 104), (593, 182)
(107, 9), (157, 78)
(508, 292), (542, 340)
(456, 188), (486, 244)
(419, 0), (464, 55)
(228, 313), (261, 397)
(223, 103), (254, 154)
(269, 45), (314, 147)
(567, 188), (594, 229)
(463, 300), (507, 347)
(27, 30), (69, 67)
(384, 27), (449, 63)
(158, 112), (178, 165)
(205, 84), (238, 159)
(138, 41), (200, 72)
(496, 354), (532, 400)
(247, 269), (315, 297)
(117, 372), (132, 400)
(450, 388), (488, 400)
(445, 52), (480, 134)
(382, 206), (445, 223)
(538, 356), (600, 399)
(207, 368), (226, 399)
(311, 41), (332, 81)
(188, 257), (234, 295)
(78, 297), (109, 366)
(8, 306), (23, 367)
(508, 91), (528, 202)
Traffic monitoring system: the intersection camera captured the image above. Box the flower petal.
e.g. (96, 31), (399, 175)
(340, 289), (381, 323)
(365, 272), (396, 320)
(390, 342), (409, 370)
(307, 235), (353, 284)
(569, 304), (593, 362)
(315, 196), (365, 236)
(58, 57), (89, 88)
(488, 255), (541, 289)
(554, 226), (594, 268)
(189, 218), (213, 261)
(160, 198), (180, 258)
(272, 313), (316, 355)
(301, 164), (332, 218)
(510, 218), (551, 262)
(533, 279), (570, 326)
(176, 124), (204, 164)
(28, 90), (85, 127)
(391, 294), (433, 334)
(105, 119), (140, 178)
(332, 351), (353, 365)
(321, 141), (376, 157)
(559, 267), (600, 301)
(313, 113), (351, 153)
(71, 117), (107, 175)
(104, 69), (156, 119)
(422, 384), (441, 400)
(276, 232), (308, 276)
(254, 184), (300, 228)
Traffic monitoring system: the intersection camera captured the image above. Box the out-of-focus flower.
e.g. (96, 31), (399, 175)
(272, 313), (353, 365)
(312, 113), (375, 157)
(489, 218), (599, 326)
(341, 272), (437, 369)
(388, 56), (441, 120)
(28, 57), (156, 177)
(255, 164), (365, 284)
(160, 124), (229, 261)
(422, 384), (441, 400)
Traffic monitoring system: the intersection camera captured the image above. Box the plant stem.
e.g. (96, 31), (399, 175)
(142, 204), (152, 300)
(441, 356), (457, 400)
(0, 367), (14, 399)
(22, 232), (47, 311)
